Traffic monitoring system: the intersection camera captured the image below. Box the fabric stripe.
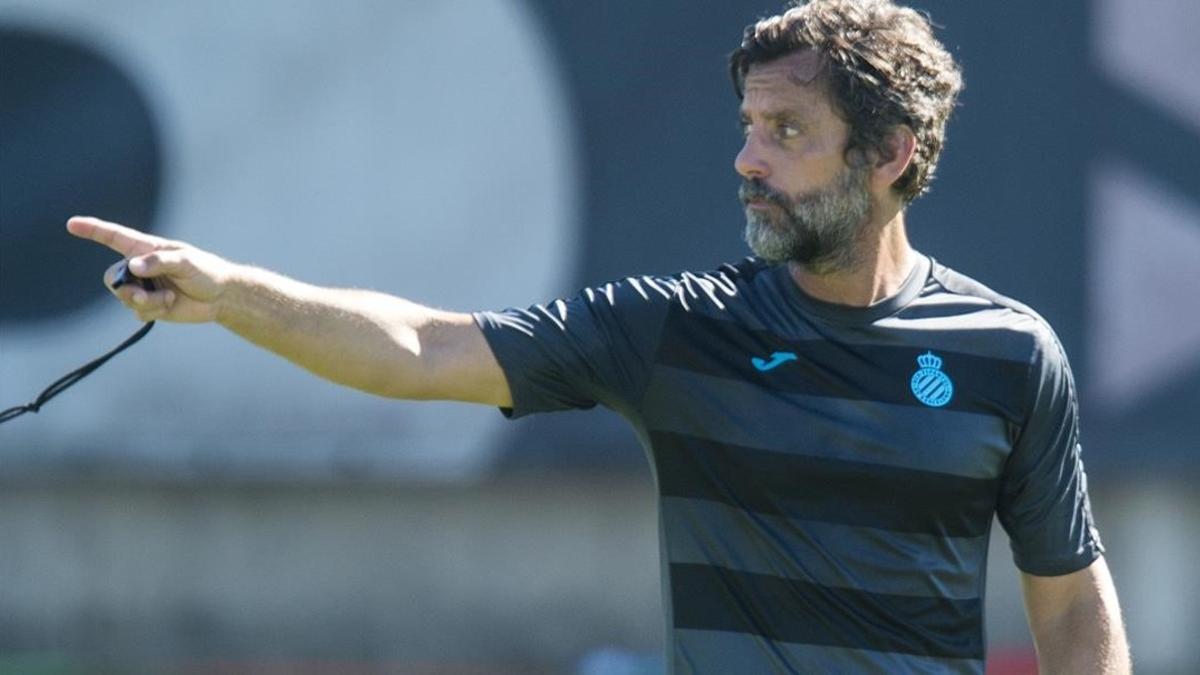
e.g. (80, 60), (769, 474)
(670, 564), (984, 660)
(676, 263), (1036, 364)
(661, 497), (988, 600)
(882, 304), (1031, 327)
(643, 366), (1011, 480)
(673, 628), (983, 674)
(651, 431), (999, 537)
(655, 309), (1028, 421)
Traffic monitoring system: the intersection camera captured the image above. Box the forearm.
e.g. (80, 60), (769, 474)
(216, 265), (466, 399)
(67, 216), (509, 404)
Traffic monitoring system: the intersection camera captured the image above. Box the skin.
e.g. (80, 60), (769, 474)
(1024, 557), (1131, 673)
(68, 45), (1129, 674)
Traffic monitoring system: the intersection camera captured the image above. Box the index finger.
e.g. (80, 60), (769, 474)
(66, 216), (166, 257)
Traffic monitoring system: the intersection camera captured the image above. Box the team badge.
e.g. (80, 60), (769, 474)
(910, 351), (954, 407)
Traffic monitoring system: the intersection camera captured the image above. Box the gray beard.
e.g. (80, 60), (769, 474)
(741, 165), (872, 274)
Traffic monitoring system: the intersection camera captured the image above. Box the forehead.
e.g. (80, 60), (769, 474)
(741, 49), (831, 115)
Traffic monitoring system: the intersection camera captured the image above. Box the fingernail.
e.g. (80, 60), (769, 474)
(133, 291), (147, 305)
(165, 290), (176, 305)
(130, 258), (147, 273)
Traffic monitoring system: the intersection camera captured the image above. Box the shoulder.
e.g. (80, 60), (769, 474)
(924, 258), (1065, 359)
(661, 256), (772, 292)
(928, 259), (1041, 321)
(597, 257), (772, 312)
(924, 259), (1075, 415)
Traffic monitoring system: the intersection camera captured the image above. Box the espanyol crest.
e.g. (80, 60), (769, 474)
(910, 351), (954, 407)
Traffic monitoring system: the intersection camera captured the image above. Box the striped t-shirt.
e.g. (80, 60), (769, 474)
(473, 254), (1103, 674)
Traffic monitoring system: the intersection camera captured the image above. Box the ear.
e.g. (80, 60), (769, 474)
(870, 125), (918, 194)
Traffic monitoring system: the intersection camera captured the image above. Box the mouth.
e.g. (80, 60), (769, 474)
(743, 198), (777, 212)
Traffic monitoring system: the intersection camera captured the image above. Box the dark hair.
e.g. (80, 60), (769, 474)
(729, 0), (963, 202)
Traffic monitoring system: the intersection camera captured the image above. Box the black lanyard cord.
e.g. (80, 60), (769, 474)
(0, 321), (155, 424)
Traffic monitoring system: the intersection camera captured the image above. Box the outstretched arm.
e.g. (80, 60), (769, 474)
(1021, 556), (1130, 674)
(67, 216), (512, 406)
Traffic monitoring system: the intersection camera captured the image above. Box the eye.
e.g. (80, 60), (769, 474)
(776, 123), (800, 140)
(738, 119), (752, 137)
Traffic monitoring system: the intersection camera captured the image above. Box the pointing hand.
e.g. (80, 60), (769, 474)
(67, 216), (234, 324)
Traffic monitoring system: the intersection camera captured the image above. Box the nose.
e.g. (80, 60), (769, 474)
(735, 135), (769, 179)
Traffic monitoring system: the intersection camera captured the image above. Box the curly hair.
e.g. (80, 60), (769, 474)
(729, 0), (963, 203)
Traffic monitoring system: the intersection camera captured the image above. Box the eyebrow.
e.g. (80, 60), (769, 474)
(738, 108), (808, 124)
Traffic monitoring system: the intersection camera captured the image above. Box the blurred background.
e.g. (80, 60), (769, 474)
(1, 0), (1196, 673)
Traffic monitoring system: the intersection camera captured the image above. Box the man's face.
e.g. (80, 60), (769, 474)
(735, 50), (871, 272)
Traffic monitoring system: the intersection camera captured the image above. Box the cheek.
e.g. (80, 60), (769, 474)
(800, 133), (848, 164)
(775, 141), (845, 191)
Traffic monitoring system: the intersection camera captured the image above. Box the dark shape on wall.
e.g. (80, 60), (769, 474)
(0, 27), (162, 323)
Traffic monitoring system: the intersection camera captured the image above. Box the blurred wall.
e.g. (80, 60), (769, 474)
(0, 477), (665, 670)
(1, 478), (1197, 672)
(2, 0), (1198, 672)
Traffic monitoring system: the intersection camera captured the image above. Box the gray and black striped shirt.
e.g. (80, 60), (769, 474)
(474, 254), (1103, 674)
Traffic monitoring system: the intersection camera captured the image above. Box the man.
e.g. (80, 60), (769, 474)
(70, 0), (1129, 672)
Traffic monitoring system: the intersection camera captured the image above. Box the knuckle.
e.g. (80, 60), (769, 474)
(157, 250), (184, 269)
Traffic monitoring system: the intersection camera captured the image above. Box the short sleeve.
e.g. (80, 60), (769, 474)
(996, 325), (1105, 576)
(472, 275), (677, 419)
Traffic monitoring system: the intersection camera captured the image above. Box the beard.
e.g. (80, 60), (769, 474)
(739, 164), (872, 274)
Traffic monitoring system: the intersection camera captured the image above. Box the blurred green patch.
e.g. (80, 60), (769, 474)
(0, 654), (80, 675)
(0, 654), (130, 675)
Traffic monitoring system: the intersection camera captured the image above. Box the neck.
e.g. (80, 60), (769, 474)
(788, 208), (917, 307)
